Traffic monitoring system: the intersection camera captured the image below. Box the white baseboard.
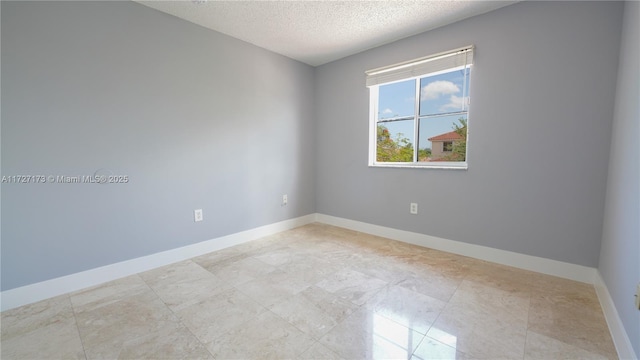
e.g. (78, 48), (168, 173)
(594, 271), (638, 360)
(315, 214), (597, 284)
(0, 214), (316, 312)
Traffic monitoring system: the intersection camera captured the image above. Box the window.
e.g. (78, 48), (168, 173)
(367, 46), (473, 169)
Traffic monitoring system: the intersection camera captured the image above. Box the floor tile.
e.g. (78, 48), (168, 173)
(1, 295), (84, 359)
(426, 280), (530, 359)
(1, 316), (86, 359)
(268, 286), (356, 340)
(262, 268), (314, 293)
(74, 290), (179, 359)
(527, 290), (617, 358)
(191, 247), (247, 269)
(175, 287), (266, 344)
(270, 295), (340, 339)
(315, 268), (388, 305)
(236, 272), (301, 307)
(395, 267), (463, 302)
(367, 284), (447, 335)
(319, 307), (425, 359)
(449, 279), (530, 323)
(140, 260), (214, 286)
(372, 238), (430, 259)
(204, 256), (277, 286)
(297, 285), (359, 319)
(115, 322), (213, 360)
(252, 245), (308, 267)
(411, 336), (466, 360)
(524, 330), (609, 360)
(277, 255), (344, 284)
(409, 251), (473, 280)
(1, 294), (74, 341)
(465, 260), (537, 296)
(298, 341), (345, 360)
(302, 237), (363, 260)
(69, 275), (149, 313)
(427, 317), (526, 360)
(340, 233), (396, 253)
(348, 255), (412, 284)
(140, 260), (232, 312)
(205, 311), (316, 359)
(234, 270), (307, 308)
(232, 231), (296, 254)
(529, 271), (598, 297)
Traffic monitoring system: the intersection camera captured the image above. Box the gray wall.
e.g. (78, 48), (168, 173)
(1, 0), (632, 297)
(599, 1), (640, 356)
(1, 1), (316, 291)
(315, 1), (623, 267)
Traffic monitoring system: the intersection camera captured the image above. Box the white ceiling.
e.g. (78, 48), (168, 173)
(135, 0), (517, 66)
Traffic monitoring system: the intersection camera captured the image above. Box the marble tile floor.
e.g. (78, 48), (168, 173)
(1, 223), (618, 359)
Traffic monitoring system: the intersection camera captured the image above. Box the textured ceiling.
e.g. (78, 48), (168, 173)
(135, 1), (517, 66)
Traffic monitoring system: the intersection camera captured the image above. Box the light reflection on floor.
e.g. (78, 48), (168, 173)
(426, 326), (458, 349)
(372, 311), (459, 359)
(372, 312), (416, 358)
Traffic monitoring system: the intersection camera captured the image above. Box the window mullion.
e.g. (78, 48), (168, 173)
(413, 78), (421, 162)
(377, 116), (414, 124)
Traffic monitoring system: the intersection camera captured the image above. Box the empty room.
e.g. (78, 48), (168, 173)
(1, 0), (638, 359)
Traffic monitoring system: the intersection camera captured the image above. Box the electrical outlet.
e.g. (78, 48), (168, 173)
(194, 209), (203, 222)
(636, 283), (640, 310)
(282, 194), (288, 206)
(410, 203), (418, 215)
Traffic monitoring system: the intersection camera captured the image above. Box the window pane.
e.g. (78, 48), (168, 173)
(419, 67), (470, 117)
(377, 120), (414, 162)
(378, 79), (416, 120)
(418, 115), (467, 162)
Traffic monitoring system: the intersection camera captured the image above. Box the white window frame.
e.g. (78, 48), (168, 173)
(367, 46), (473, 170)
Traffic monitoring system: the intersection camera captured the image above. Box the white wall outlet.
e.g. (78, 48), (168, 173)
(635, 283), (640, 310)
(282, 194), (288, 206)
(410, 203), (418, 215)
(194, 209), (203, 222)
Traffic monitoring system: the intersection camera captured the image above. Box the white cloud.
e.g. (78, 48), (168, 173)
(421, 81), (460, 100)
(440, 95), (468, 111)
(380, 108), (394, 118)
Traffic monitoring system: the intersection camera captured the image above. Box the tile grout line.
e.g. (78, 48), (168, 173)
(67, 293), (89, 360)
(138, 270), (217, 359)
(524, 285), (534, 360)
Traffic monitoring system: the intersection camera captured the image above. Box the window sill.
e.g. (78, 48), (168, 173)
(368, 162), (468, 170)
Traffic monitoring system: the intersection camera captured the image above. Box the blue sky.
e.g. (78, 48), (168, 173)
(378, 67), (469, 150)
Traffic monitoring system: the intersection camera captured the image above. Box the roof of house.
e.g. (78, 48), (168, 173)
(428, 130), (464, 142)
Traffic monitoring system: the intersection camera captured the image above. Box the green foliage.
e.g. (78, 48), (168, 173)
(377, 118), (466, 163)
(418, 148), (432, 162)
(442, 118), (467, 161)
(377, 125), (413, 162)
